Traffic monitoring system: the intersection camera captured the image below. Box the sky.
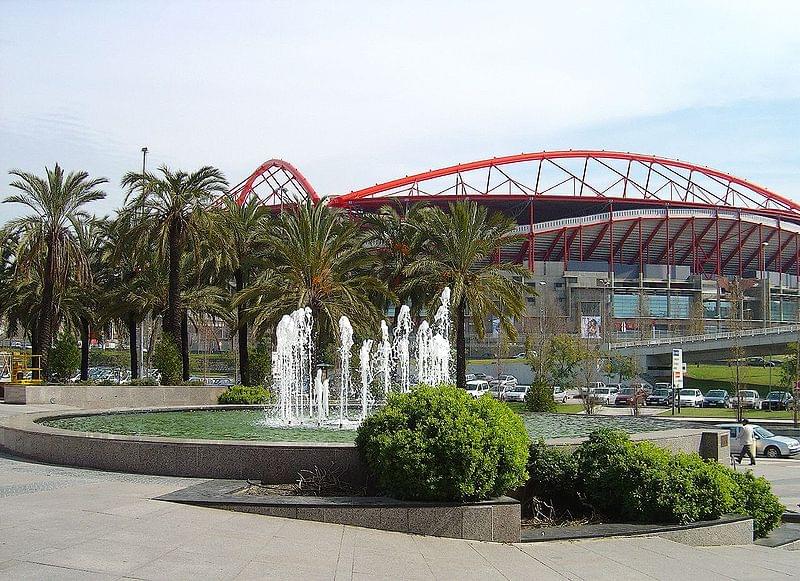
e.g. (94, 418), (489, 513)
(1, 1), (799, 219)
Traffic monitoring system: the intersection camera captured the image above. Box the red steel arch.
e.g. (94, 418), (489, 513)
(230, 159), (319, 207)
(329, 150), (800, 220)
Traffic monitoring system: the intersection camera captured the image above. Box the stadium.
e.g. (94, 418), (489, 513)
(228, 151), (800, 347)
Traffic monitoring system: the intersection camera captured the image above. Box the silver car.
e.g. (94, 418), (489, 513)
(504, 384), (529, 402)
(718, 423), (800, 459)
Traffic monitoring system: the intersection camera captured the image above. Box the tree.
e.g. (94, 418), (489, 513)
(404, 201), (530, 389)
(606, 354), (640, 384)
(120, 165), (229, 378)
(49, 333), (80, 382)
(3, 165), (107, 377)
(779, 342), (800, 391)
(237, 200), (389, 353)
(544, 334), (583, 389)
(206, 198), (269, 385)
(577, 341), (602, 415)
(728, 277), (746, 421)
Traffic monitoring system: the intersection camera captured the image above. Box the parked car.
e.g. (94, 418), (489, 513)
(591, 386), (618, 406)
(497, 374), (518, 387)
(552, 385), (568, 404)
(465, 373), (476, 382)
(463, 379), (490, 398)
(472, 373), (493, 381)
(504, 384), (529, 403)
(702, 389), (730, 408)
(488, 380), (508, 400)
(730, 390), (761, 409)
(761, 391), (794, 411)
(614, 386), (646, 407)
(718, 423), (800, 458)
(579, 382), (605, 398)
(514, 352), (527, 359)
(646, 388), (673, 406)
(678, 388), (704, 407)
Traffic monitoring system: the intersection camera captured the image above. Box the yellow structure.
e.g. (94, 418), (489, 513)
(0, 351), (43, 385)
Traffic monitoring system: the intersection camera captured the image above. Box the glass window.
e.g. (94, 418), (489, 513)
(703, 300), (718, 318)
(612, 294), (638, 318)
(783, 300), (798, 322)
(771, 300), (781, 321)
(649, 295), (668, 318)
(669, 295), (691, 319)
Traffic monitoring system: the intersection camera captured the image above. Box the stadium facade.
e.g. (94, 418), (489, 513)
(232, 151), (800, 347)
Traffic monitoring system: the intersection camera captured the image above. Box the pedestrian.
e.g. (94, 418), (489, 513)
(737, 418), (756, 465)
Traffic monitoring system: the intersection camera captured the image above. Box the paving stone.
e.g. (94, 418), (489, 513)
(0, 560), (114, 580)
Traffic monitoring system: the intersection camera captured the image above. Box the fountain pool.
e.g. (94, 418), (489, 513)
(40, 408), (683, 442)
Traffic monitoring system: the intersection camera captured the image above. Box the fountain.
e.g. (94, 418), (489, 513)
(269, 287), (452, 428)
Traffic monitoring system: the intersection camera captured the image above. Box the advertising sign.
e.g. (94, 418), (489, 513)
(672, 348), (684, 390)
(581, 316), (601, 339)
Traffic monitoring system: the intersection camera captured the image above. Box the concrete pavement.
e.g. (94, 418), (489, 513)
(2, 403), (800, 579)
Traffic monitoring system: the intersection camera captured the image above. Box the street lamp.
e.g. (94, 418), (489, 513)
(537, 281), (547, 379)
(762, 241), (769, 330)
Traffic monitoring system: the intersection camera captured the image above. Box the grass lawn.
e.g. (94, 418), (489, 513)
(684, 363), (785, 396)
(657, 407), (797, 420)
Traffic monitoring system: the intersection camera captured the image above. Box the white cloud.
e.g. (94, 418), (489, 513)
(1, 0), (798, 216)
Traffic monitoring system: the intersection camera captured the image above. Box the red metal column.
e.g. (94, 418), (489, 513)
(528, 201), (535, 272)
(738, 214), (743, 277)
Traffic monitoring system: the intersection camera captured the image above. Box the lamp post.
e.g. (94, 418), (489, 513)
(762, 241), (769, 330)
(537, 281), (547, 379)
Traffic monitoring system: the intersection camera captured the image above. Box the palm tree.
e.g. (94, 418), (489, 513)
(237, 200), (390, 356)
(205, 197), (270, 385)
(405, 201), (531, 389)
(3, 165), (107, 377)
(120, 166), (228, 377)
(362, 204), (425, 313)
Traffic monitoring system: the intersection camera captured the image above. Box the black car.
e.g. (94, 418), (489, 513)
(762, 391), (794, 411)
(646, 388), (673, 406)
(702, 389), (730, 408)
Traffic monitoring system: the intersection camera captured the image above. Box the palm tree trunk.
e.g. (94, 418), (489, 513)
(37, 239), (57, 379)
(234, 269), (250, 386)
(128, 312), (139, 379)
(181, 310), (190, 381)
(80, 316), (90, 381)
(456, 297), (466, 389)
(167, 223), (182, 351)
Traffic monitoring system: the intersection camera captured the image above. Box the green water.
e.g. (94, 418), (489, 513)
(41, 409), (680, 442)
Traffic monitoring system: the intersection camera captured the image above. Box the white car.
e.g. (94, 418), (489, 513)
(590, 386), (618, 406)
(463, 380), (490, 398)
(497, 374), (518, 388)
(678, 388), (704, 407)
(719, 423), (800, 458)
(552, 385), (567, 404)
(505, 384), (529, 402)
(731, 390), (761, 409)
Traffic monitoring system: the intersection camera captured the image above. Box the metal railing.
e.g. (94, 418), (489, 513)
(609, 324), (800, 349)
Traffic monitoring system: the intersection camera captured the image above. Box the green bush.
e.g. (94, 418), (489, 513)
(524, 379), (557, 412)
(355, 384), (530, 502)
(526, 440), (581, 514)
(49, 334), (80, 382)
(730, 470), (784, 539)
(152, 335), (181, 385)
(218, 384), (273, 404)
(129, 377), (158, 386)
(529, 428), (785, 538)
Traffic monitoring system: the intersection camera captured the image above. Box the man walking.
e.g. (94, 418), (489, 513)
(737, 418), (756, 465)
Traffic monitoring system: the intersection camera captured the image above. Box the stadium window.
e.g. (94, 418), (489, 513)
(649, 295), (668, 318)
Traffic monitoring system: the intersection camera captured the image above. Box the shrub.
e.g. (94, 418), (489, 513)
(524, 379), (557, 412)
(730, 470), (784, 539)
(49, 334), (80, 382)
(129, 377), (158, 386)
(526, 440), (580, 514)
(248, 339), (272, 386)
(152, 336), (181, 385)
(356, 384), (529, 502)
(541, 428), (785, 537)
(217, 385), (273, 404)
